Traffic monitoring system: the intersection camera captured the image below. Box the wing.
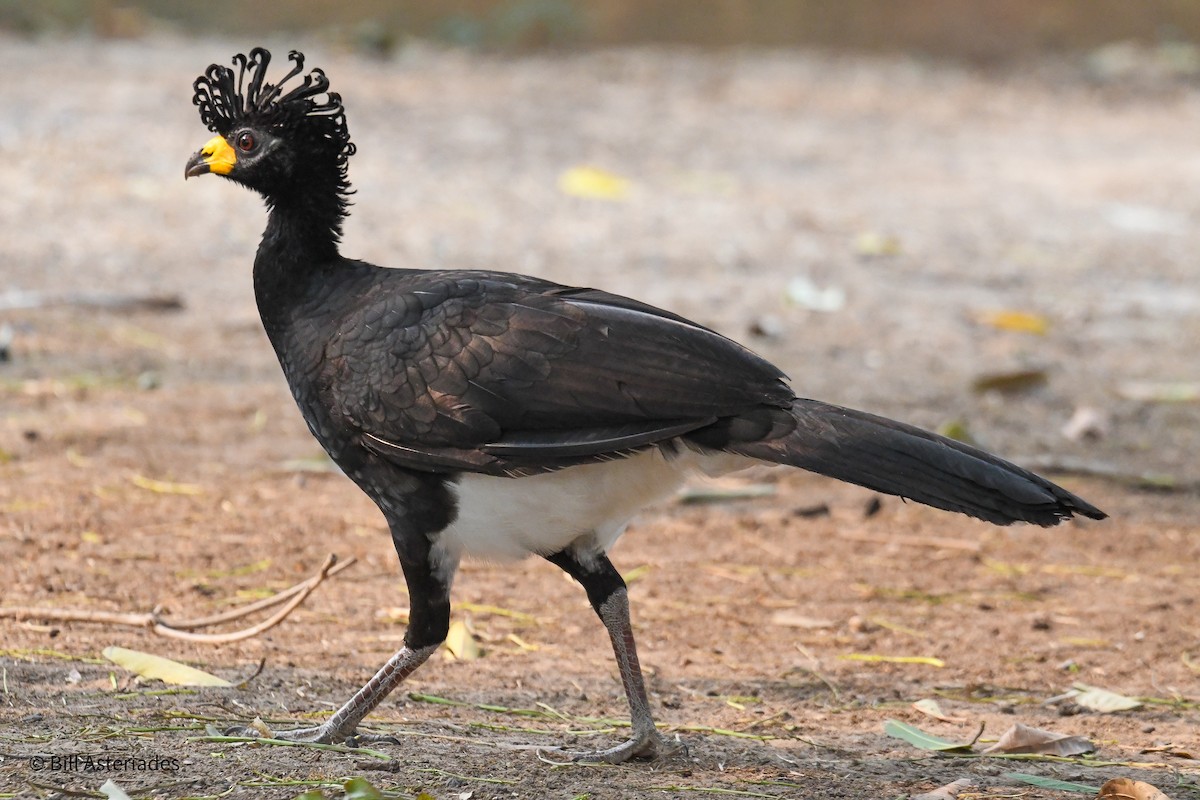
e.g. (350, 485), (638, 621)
(324, 271), (794, 475)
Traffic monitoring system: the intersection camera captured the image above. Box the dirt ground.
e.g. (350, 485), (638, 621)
(1, 35), (1198, 800)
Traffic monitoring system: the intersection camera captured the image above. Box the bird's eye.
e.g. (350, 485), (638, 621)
(236, 132), (257, 152)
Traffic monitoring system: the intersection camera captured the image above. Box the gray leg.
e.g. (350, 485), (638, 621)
(240, 643), (439, 744)
(546, 549), (682, 763)
(228, 547), (450, 745)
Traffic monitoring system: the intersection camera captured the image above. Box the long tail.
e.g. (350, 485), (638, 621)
(728, 399), (1106, 527)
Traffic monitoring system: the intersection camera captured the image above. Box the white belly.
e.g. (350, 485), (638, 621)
(436, 447), (752, 566)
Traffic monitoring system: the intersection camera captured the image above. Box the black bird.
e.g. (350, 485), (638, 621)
(185, 48), (1105, 763)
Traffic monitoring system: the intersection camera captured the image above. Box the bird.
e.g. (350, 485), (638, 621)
(184, 48), (1105, 764)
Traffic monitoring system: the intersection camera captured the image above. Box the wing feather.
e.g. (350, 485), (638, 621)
(326, 271), (793, 473)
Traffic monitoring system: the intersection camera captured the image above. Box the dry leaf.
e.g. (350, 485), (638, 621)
(981, 723), (1094, 756)
(558, 166), (631, 200)
(99, 781), (134, 800)
(1072, 684), (1142, 713)
(102, 646), (231, 687)
(786, 276), (846, 312)
(1062, 406), (1110, 442)
(913, 778), (973, 800)
(769, 611), (835, 629)
(838, 654), (945, 667)
(1097, 777), (1172, 800)
(911, 698), (966, 723)
(972, 368), (1049, 394)
(1140, 744), (1195, 760)
(443, 620), (481, 661)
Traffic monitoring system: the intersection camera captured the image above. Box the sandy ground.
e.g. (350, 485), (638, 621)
(0, 35), (1197, 799)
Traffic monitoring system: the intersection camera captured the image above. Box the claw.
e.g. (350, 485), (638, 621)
(344, 731), (403, 748)
(217, 722), (338, 744)
(540, 729), (685, 764)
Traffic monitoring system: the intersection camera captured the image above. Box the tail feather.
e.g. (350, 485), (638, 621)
(728, 399), (1106, 527)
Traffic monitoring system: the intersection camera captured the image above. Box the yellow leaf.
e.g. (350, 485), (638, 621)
(976, 309), (1050, 335)
(935, 419), (976, 445)
(506, 633), (539, 651)
(66, 448), (91, 468)
(558, 166), (632, 200)
(102, 646), (231, 687)
(1061, 637), (1112, 648)
(1118, 381), (1200, 403)
(377, 606), (410, 624)
(130, 474), (203, 496)
(80, 531), (102, 544)
(838, 654), (945, 667)
(854, 230), (901, 257)
(621, 564), (653, 584)
(457, 602), (536, 622)
(443, 620), (481, 661)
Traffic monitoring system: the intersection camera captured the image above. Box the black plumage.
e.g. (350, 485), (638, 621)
(185, 48), (1105, 763)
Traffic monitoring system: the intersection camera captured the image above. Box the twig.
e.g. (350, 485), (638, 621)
(165, 556), (356, 629)
(0, 555), (354, 644)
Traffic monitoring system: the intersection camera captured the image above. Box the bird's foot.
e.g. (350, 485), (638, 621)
(539, 728), (685, 764)
(219, 720), (399, 748)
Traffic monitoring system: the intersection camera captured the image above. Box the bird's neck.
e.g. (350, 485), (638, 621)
(253, 191), (347, 332)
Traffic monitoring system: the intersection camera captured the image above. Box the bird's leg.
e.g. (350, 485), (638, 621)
(227, 553), (450, 745)
(544, 548), (683, 763)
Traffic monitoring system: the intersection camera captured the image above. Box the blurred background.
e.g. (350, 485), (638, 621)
(5, 0), (1200, 59)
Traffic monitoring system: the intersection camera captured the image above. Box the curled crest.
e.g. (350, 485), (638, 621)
(192, 47), (356, 167)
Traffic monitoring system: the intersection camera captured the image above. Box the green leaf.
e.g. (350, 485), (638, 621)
(1002, 772), (1098, 793)
(882, 720), (973, 752)
(343, 777), (383, 800)
(678, 484), (775, 504)
(291, 792), (326, 800)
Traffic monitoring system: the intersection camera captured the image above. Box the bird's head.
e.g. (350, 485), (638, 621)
(185, 48), (355, 202)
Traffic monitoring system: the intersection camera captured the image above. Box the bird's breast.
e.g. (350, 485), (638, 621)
(434, 446), (755, 564)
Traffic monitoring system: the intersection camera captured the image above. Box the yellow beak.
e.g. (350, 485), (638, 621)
(185, 135), (237, 179)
